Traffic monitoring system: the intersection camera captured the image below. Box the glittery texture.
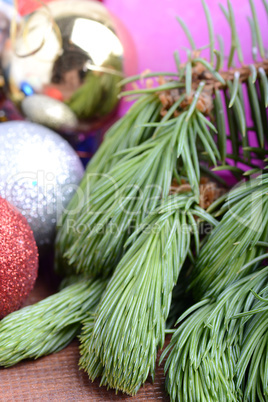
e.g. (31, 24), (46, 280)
(0, 197), (38, 319)
(0, 121), (84, 246)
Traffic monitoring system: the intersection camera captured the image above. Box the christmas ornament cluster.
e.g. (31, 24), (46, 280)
(0, 0), (267, 401)
(0, 120), (83, 317)
(1, 0), (136, 136)
(0, 121), (84, 246)
(0, 0), (135, 318)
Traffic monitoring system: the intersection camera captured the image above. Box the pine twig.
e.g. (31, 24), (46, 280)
(162, 267), (268, 402)
(79, 195), (217, 395)
(190, 171), (268, 299)
(0, 278), (106, 367)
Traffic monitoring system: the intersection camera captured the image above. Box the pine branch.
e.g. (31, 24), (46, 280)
(162, 266), (268, 402)
(63, 134), (178, 276)
(116, 61), (268, 179)
(79, 194), (217, 395)
(190, 171), (268, 300)
(0, 278), (106, 367)
(55, 94), (162, 275)
(57, 109), (220, 277)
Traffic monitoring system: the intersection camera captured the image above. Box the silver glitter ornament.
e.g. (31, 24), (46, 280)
(0, 121), (84, 246)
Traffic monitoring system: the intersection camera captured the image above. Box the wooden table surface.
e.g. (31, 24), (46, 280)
(0, 263), (170, 401)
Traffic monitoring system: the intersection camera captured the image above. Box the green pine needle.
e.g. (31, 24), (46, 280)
(249, 0), (265, 59)
(247, 76), (265, 147)
(248, 18), (258, 61)
(259, 67), (268, 107)
(229, 72), (240, 108)
(201, 0), (215, 65)
(176, 17), (196, 50)
(227, 0), (244, 65)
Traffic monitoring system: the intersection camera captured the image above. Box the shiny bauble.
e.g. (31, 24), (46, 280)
(0, 197), (38, 319)
(0, 121), (84, 246)
(21, 94), (78, 133)
(1, 0), (137, 134)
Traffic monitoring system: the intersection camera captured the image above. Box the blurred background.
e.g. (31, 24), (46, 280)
(6, 0), (268, 77)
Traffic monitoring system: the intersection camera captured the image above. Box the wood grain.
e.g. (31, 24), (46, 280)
(0, 269), (170, 401)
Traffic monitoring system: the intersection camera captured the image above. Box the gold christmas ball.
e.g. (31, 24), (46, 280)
(2, 0), (137, 134)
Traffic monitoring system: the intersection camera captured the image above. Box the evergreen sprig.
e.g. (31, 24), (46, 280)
(0, 278), (106, 367)
(190, 171), (268, 299)
(120, 0), (268, 176)
(79, 194), (217, 395)
(57, 109), (220, 278)
(55, 94), (162, 275)
(162, 266), (268, 402)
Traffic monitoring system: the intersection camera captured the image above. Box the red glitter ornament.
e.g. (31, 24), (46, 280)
(0, 198), (38, 319)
